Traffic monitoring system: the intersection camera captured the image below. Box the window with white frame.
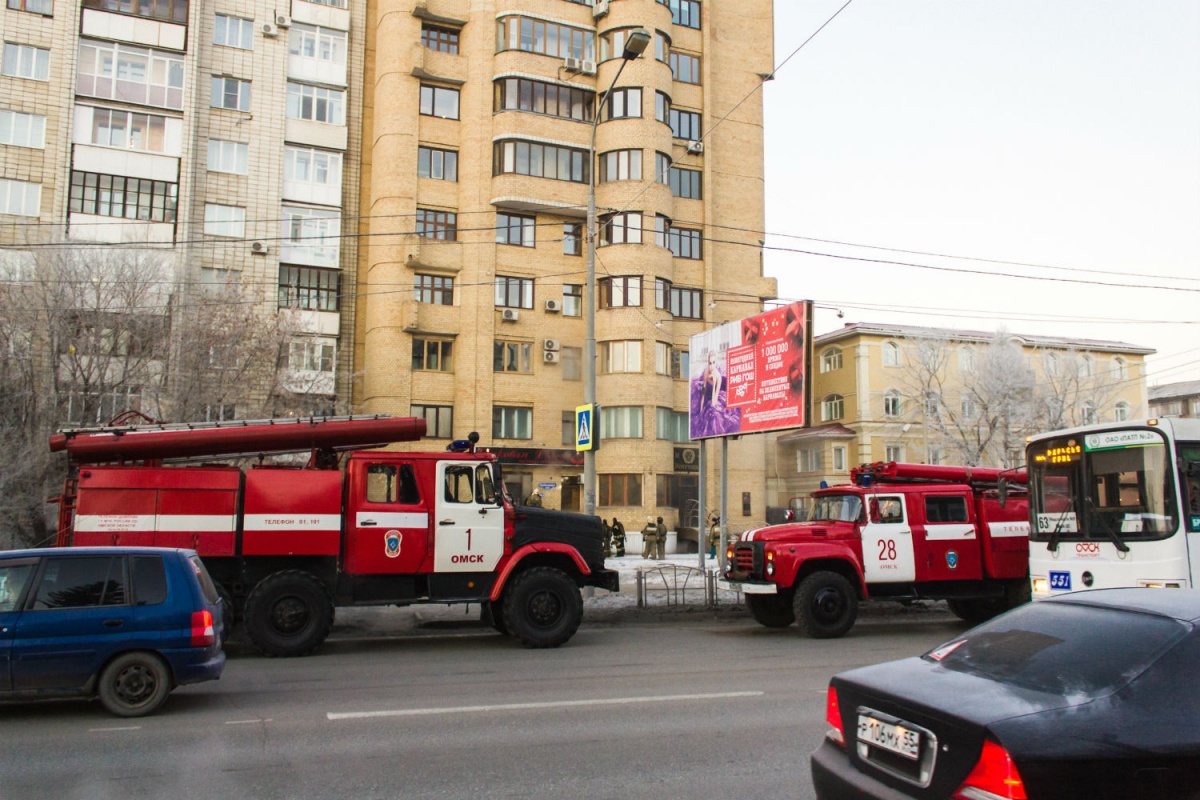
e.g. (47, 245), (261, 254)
(83, 0), (186, 22)
(821, 394), (844, 421)
(1078, 354), (1093, 378)
(1113, 357), (1127, 381)
(90, 108), (169, 153)
(959, 346), (975, 373)
(214, 15), (254, 50)
(212, 76), (251, 111)
(927, 446), (944, 465)
(287, 82), (345, 124)
(1080, 400), (1097, 425)
(601, 340), (641, 373)
(207, 139), (249, 174)
(832, 446), (846, 471)
(656, 407), (688, 442)
(288, 24), (347, 66)
(2, 42), (50, 81)
(204, 204), (245, 237)
(885, 445), (904, 462)
(0, 108), (46, 148)
(288, 338), (335, 373)
(77, 41), (184, 108)
(960, 396), (977, 419)
(797, 448), (821, 473)
(881, 341), (900, 367)
(1114, 400), (1130, 422)
(884, 390), (902, 417)
(281, 205), (341, 267)
(600, 406), (643, 438)
(492, 406), (532, 439)
(284, 145), (343, 190)
(9, 0), (53, 14)
(0, 178), (41, 216)
(820, 347), (843, 373)
(1044, 352), (1059, 376)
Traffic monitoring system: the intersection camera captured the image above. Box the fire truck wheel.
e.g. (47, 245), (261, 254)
(481, 601), (508, 635)
(746, 594), (796, 628)
(244, 571), (334, 657)
(946, 598), (1006, 624)
(501, 567), (583, 648)
(794, 571), (858, 639)
(98, 651), (171, 717)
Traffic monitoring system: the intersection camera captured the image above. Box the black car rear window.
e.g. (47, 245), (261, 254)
(925, 602), (1190, 696)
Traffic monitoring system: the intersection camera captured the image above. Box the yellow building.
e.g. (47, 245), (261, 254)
(769, 322), (1154, 514)
(356, 0), (778, 529)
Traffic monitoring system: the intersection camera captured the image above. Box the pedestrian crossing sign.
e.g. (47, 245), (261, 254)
(575, 404), (599, 452)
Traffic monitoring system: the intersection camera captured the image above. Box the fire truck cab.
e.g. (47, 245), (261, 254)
(725, 462), (1030, 638)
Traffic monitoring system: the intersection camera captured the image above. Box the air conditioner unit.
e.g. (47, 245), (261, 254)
(592, 0), (610, 19)
(544, 339), (560, 352)
(543, 350), (561, 364)
(563, 57), (585, 74)
(686, 140), (704, 155)
(275, 14), (291, 27)
(580, 59), (597, 76)
(501, 309), (520, 322)
(545, 299), (562, 313)
(261, 22), (278, 37)
(251, 241), (270, 255)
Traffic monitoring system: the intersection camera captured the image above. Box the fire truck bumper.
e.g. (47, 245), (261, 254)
(588, 568), (620, 593)
(722, 580), (777, 595)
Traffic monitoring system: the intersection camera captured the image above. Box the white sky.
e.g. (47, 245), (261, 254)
(760, 0), (1200, 387)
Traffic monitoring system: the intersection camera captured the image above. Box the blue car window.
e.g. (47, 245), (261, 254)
(0, 563), (35, 612)
(132, 556), (168, 606)
(32, 556), (126, 609)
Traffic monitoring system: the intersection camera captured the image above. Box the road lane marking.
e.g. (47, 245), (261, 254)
(225, 719), (273, 725)
(88, 726), (142, 732)
(327, 690), (765, 721)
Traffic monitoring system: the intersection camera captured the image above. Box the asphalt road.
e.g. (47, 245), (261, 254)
(0, 610), (970, 800)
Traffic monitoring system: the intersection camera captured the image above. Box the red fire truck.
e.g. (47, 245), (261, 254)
(725, 462), (1030, 638)
(51, 415), (617, 656)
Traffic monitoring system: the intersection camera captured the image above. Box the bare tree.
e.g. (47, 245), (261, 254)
(1034, 348), (1126, 430)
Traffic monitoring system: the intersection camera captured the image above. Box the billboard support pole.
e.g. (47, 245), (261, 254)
(719, 436), (729, 572)
(697, 438), (706, 571)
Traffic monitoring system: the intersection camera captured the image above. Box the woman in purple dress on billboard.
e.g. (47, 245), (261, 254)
(690, 350), (741, 437)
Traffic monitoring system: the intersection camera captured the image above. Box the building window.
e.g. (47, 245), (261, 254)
(603, 87), (641, 119)
(832, 446), (846, 472)
(655, 31), (670, 62)
(655, 152), (672, 186)
(600, 276), (642, 308)
(0, 178), (41, 216)
(212, 76), (251, 111)
(9, 0), (53, 14)
(601, 406), (643, 438)
(1113, 357), (1127, 381)
(562, 283), (583, 316)
(1080, 401), (1097, 425)
(927, 446), (944, 466)
(284, 145), (343, 190)
(412, 404), (453, 438)
(494, 341), (533, 373)
(655, 341), (671, 375)
(655, 91), (671, 123)
(69, 171), (177, 222)
(668, 0), (700, 29)
(415, 274), (453, 305)
(562, 346), (582, 380)
(668, 227), (702, 259)
(797, 448), (821, 473)
(821, 394), (844, 422)
(496, 213), (536, 247)
(305, 0), (346, 7)
(493, 406), (533, 439)
(214, 15), (254, 50)
(493, 139), (588, 183)
(288, 24), (347, 66)
(89, 108), (168, 154)
(883, 390), (902, 418)
(881, 341), (900, 367)
(668, 108), (701, 140)
(599, 149), (642, 182)
(960, 396), (977, 420)
(281, 206), (341, 267)
(669, 51), (700, 84)
(287, 82), (345, 124)
(279, 266), (340, 311)
(959, 346), (975, 374)
(599, 473), (641, 507)
(562, 224), (583, 256)
(416, 208), (457, 240)
(495, 77), (593, 122)
(562, 410), (575, 446)
(207, 139), (249, 174)
(820, 347), (843, 373)
(2, 42), (50, 81)
(0, 108), (46, 148)
(495, 275), (534, 309)
(885, 445), (904, 462)
(599, 28), (652, 61)
(412, 338), (453, 372)
(600, 212), (642, 245)
(418, 146), (458, 181)
(422, 24), (459, 54)
(671, 349), (689, 380)
(419, 84), (459, 119)
(669, 167), (702, 199)
(205, 404), (237, 422)
(77, 41), (184, 108)
(496, 16), (595, 61)
(82, 0), (187, 23)
(288, 339), (335, 373)
(66, 386), (144, 426)
(1078, 354), (1093, 378)
(600, 340), (641, 373)
(203, 203), (245, 237)
(1044, 352), (1059, 376)
(1114, 400), (1130, 422)
(656, 407), (689, 442)
(669, 286), (701, 318)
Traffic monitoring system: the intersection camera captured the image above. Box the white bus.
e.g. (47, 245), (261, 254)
(1025, 418), (1200, 597)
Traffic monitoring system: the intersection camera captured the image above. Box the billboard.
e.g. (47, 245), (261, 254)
(688, 300), (812, 440)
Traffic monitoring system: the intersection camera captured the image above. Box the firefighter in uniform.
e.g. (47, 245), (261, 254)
(655, 516), (668, 560)
(601, 519), (613, 558)
(611, 518), (626, 556)
(708, 513), (721, 557)
(641, 516), (659, 559)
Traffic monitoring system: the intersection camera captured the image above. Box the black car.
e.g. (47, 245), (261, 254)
(812, 589), (1200, 800)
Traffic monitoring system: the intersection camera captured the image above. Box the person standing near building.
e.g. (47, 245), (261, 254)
(641, 517), (658, 559)
(601, 519), (613, 558)
(525, 490), (543, 507)
(611, 518), (626, 556)
(655, 517), (668, 560)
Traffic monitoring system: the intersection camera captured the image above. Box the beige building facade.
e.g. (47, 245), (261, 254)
(769, 322), (1154, 515)
(356, 0), (777, 532)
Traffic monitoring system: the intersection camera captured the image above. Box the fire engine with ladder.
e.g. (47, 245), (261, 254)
(724, 462), (1030, 638)
(51, 414), (617, 656)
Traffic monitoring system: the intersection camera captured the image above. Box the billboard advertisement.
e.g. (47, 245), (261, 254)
(688, 300), (812, 440)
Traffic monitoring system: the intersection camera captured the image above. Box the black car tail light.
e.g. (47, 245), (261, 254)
(825, 684), (845, 747)
(953, 739), (1027, 800)
(191, 609), (215, 647)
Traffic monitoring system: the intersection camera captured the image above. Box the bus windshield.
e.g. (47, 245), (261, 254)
(1028, 428), (1178, 545)
(810, 494), (863, 523)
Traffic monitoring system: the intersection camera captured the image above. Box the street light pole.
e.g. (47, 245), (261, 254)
(584, 28), (651, 519)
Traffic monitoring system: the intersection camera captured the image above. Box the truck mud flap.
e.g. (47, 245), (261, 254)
(586, 568), (620, 593)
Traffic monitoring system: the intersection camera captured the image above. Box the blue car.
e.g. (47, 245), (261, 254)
(0, 547), (226, 717)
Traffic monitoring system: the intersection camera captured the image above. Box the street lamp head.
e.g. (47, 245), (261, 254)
(622, 28), (652, 60)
